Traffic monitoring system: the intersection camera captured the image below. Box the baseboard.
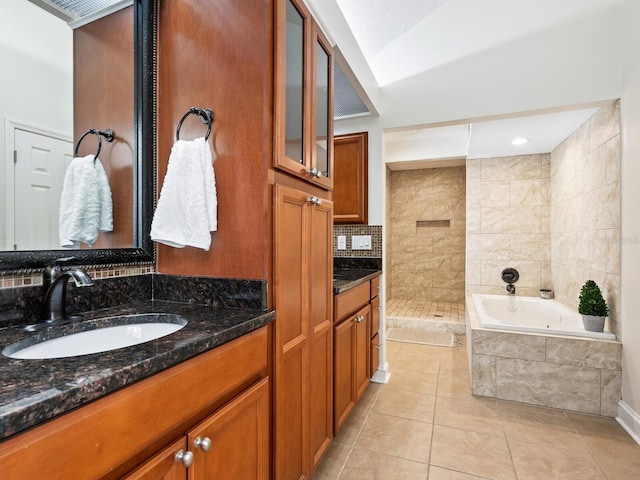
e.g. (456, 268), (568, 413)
(371, 361), (391, 384)
(617, 400), (640, 446)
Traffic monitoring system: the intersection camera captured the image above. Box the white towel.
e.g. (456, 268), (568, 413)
(59, 155), (113, 248)
(150, 137), (217, 251)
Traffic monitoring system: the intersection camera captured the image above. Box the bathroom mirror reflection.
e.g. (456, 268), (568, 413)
(0, 0), (155, 271)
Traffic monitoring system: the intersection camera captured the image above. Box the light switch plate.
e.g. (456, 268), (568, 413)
(351, 235), (372, 250)
(337, 235), (346, 250)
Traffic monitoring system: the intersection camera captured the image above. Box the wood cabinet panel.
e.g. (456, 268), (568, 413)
(333, 313), (356, 433)
(370, 333), (380, 378)
(355, 306), (371, 400)
(371, 295), (380, 337)
(333, 132), (368, 224)
(123, 438), (188, 480)
(189, 378), (269, 480)
(157, 0), (272, 278)
(334, 282), (370, 321)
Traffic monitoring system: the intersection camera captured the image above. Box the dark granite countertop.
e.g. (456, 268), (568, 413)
(0, 301), (274, 441)
(333, 268), (381, 294)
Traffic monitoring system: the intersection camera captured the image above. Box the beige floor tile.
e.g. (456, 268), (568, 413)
(386, 340), (403, 362)
(438, 348), (470, 374)
(338, 448), (428, 480)
(428, 466), (492, 479)
(509, 439), (606, 479)
(354, 412), (432, 463)
(387, 365), (439, 395)
(566, 412), (640, 458)
(373, 388), (436, 423)
(497, 401), (587, 452)
(311, 443), (351, 480)
(436, 370), (472, 399)
(594, 452), (640, 480)
(430, 425), (516, 480)
(434, 396), (503, 436)
(394, 351), (440, 374)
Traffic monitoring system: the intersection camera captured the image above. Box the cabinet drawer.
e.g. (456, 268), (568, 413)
(370, 276), (380, 299)
(334, 282), (370, 322)
(370, 333), (380, 378)
(371, 296), (380, 337)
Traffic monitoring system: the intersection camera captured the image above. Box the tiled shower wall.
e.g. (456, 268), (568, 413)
(551, 101), (621, 336)
(466, 154), (551, 297)
(388, 166), (466, 302)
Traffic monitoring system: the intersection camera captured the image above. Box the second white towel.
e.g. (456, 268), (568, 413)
(150, 137), (217, 251)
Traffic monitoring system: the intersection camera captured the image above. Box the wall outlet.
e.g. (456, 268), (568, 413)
(337, 235), (347, 250)
(351, 235), (372, 250)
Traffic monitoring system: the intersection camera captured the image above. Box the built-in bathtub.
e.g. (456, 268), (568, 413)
(466, 293), (622, 417)
(472, 293), (616, 340)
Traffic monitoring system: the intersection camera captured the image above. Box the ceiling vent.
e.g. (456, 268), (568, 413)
(334, 61), (370, 119)
(28, 0), (132, 28)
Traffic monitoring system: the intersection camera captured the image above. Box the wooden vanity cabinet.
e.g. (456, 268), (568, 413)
(333, 283), (371, 434)
(0, 328), (269, 480)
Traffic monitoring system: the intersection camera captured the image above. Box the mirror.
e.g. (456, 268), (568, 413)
(0, 0), (155, 271)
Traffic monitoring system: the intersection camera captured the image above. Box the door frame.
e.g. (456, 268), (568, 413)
(4, 118), (72, 249)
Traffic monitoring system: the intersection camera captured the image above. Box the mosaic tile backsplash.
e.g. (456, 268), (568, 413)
(334, 225), (382, 258)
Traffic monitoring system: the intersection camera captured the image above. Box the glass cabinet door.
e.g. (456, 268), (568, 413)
(311, 29), (333, 189)
(284, 0), (305, 164)
(274, 0), (333, 190)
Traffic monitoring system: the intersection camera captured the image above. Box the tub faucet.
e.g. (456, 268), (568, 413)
(42, 257), (93, 323)
(506, 283), (516, 295)
(501, 267), (519, 296)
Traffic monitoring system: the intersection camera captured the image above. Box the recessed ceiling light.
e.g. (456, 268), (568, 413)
(512, 137), (528, 145)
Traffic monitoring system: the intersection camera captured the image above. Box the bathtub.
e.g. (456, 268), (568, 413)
(471, 293), (616, 340)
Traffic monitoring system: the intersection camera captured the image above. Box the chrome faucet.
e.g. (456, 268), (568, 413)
(42, 257), (93, 323)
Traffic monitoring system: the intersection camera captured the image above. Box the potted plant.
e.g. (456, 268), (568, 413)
(578, 280), (609, 332)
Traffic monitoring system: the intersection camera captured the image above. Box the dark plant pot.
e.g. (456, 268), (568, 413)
(582, 314), (605, 332)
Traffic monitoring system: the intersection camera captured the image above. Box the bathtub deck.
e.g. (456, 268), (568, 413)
(386, 299), (466, 335)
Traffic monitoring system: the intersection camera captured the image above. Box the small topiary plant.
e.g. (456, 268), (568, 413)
(578, 280), (609, 317)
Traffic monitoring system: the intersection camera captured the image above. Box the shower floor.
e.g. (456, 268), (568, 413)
(386, 299), (466, 335)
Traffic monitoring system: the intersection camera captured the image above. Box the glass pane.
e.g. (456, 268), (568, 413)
(315, 41), (329, 177)
(285, 0), (304, 163)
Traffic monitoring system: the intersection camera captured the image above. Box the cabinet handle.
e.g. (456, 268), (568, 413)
(373, 306), (381, 310)
(375, 345), (382, 350)
(307, 196), (322, 206)
(354, 315), (364, 323)
(194, 436), (212, 452)
(175, 450), (194, 468)
(306, 167), (323, 178)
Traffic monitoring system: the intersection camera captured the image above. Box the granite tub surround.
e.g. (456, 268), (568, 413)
(467, 297), (621, 416)
(0, 300), (274, 440)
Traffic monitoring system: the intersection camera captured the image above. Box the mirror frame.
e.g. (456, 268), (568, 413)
(0, 0), (156, 273)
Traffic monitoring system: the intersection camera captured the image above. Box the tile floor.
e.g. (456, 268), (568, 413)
(386, 299), (466, 324)
(312, 337), (640, 480)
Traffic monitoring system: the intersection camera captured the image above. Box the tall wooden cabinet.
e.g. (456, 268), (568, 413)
(333, 132), (368, 224)
(273, 0), (334, 478)
(274, 185), (333, 479)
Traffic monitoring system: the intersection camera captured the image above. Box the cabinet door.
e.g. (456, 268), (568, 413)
(123, 438), (188, 480)
(274, 0), (333, 189)
(333, 315), (356, 434)
(274, 184), (310, 480)
(308, 197), (334, 471)
(188, 378), (269, 480)
(371, 295), (380, 337)
(354, 305), (371, 401)
(370, 333), (380, 379)
(333, 132), (368, 224)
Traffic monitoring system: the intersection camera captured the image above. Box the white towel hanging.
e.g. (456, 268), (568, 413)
(59, 155), (113, 248)
(150, 137), (217, 251)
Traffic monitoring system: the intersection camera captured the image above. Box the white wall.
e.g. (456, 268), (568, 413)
(0, 0), (73, 248)
(619, 0), (640, 442)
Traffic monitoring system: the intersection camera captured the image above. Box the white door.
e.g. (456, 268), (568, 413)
(11, 128), (72, 250)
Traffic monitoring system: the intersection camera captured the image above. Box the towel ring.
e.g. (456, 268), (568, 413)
(176, 107), (214, 141)
(74, 128), (115, 160)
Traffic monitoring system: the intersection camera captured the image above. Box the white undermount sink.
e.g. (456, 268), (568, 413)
(3, 314), (187, 360)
